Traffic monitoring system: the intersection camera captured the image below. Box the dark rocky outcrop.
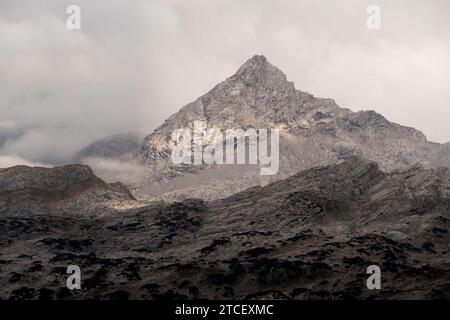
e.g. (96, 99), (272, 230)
(0, 158), (448, 299)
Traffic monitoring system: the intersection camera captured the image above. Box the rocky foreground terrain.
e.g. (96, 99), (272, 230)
(1, 157), (449, 299)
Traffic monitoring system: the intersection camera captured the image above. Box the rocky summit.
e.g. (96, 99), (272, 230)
(0, 158), (449, 299)
(1, 56), (449, 300)
(74, 132), (142, 161)
(134, 55), (450, 202)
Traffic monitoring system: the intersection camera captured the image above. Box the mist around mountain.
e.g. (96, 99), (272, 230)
(133, 55), (450, 201)
(70, 132), (146, 185)
(74, 132), (142, 161)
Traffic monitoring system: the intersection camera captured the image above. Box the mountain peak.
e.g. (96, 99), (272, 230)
(232, 55), (292, 91)
(237, 55), (268, 72)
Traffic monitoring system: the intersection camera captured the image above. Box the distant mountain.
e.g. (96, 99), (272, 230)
(75, 132), (141, 161)
(1, 158), (448, 299)
(135, 55), (449, 201)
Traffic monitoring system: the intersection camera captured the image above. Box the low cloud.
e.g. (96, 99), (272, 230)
(0, 120), (23, 148)
(0, 155), (49, 168)
(80, 157), (146, 185)
(0, 120), (18, 129)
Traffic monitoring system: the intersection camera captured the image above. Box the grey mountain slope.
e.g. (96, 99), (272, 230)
(134, 55), (449, 201)
(75, 132), (141, 161)
(1, 158), (449, 299)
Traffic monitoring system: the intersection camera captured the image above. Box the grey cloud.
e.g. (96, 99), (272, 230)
(80, 157), (147, 185)
(0, 0), (449, 166)
(0, 155), (48, 168)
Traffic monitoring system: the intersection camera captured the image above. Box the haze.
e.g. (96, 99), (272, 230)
(0, 0), (449, 166)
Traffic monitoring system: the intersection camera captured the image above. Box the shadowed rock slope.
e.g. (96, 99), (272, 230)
(1, 158), (449, 299)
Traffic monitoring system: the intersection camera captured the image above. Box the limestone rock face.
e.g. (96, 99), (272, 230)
(135, 55), (449, 201)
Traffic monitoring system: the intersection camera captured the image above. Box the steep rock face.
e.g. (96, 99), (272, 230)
(0, 158), (449, 299)
(0, 165), (136, 215)
(135, 55), (449, 201)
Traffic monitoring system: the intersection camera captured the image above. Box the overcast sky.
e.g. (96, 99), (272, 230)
(0, 0), (449, 166)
